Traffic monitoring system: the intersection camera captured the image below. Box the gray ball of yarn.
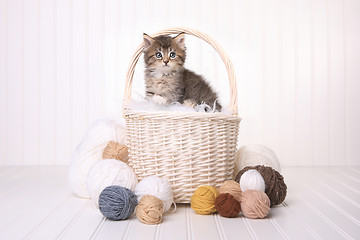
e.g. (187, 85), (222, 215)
(98, 185), (138, 220)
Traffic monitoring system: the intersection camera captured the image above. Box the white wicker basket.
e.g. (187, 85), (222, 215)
(123, 27), (241, 203)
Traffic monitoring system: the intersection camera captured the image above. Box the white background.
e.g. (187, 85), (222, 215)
(0, 0), (359, 166)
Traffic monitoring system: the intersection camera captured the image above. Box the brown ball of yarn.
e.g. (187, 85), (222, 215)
(102, 141), (128, 163)
(235, 165), (287, 206)
(219, 180), (242, 202)
(241, 190), (270, 219)
(215, 193), (241, 218)
(136, 195), (164, 225)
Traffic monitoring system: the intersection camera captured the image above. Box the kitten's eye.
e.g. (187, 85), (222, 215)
(169, 52), (176, 59)
(155, 52), (162, 59)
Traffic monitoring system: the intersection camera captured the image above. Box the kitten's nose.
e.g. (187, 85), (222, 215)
(163, 59), (169, 64)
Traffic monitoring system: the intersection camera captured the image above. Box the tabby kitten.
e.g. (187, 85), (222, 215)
(143, 33), (221, 111)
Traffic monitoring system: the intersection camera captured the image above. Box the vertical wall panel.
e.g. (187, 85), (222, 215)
(328, 0), (347, 166)
(295, 0), (313, 166)
(104, 0), (122, 120)
(313, 0), (330, 166)
(280, 0), (296, 165)
(232, 0), (249, 148)
(55, 0), (72, 165)
(263, 0), (280, 159)
(5, 0), (22, 165)
(0, 0), (6, 165)
(88, 0), (105, 123)
(346, 0), (360, 166)
(241, 0), (264, 146)
(213, 0), (231, 106)
(23, 0), (38, 165)
(39, 0), (55, 165)
(72, 0), (89, 151)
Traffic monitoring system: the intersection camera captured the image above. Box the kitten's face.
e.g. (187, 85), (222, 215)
(143, 33), (186, 72)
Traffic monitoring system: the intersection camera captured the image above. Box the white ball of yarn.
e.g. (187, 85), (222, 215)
(87, 159), (138, 207)
(134, 176), (174, 212)
(234, 145), (281, 178)
(239, 169), (266, 192)
(68, 118), (126, 198)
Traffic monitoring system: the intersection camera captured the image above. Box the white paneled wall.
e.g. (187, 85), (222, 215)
(0, 0), (359, 166)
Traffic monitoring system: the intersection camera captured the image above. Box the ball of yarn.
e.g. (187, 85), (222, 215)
(68, 118), (126, 198)
(215, 193), (241, 218)
(134, 176), (174, 212)
(98, 185), (138, 220)
(219, 180), (242, 202)
(235, 165), (287, 206)
(87, 159), (138, 207)
(234, 145), (281, 178)
(241, 190), (270, 219)
(190, 185), (218, 215)
(136, 195), (164, 225)
(102, 141), (128, 163)
(239, 169), (266, 192)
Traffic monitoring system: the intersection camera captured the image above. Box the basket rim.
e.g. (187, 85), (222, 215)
(123, 108), (242, 122)
(123, 27), (238, 116)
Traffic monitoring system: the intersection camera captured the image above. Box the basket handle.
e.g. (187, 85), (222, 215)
(123, 27), (238, 115)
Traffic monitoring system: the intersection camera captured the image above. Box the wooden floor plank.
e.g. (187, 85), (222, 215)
(122, 217), (158, 240)
(292, 168), (360, 222)
(215, 215), (252, 240)
(0, 183), (70, 239)
(244, 217), (284, 239)
(58, 202), (103, 240)
(284, 168), (360, 239)
(0, 167), (68, 230)
(317, 168), (360, 197)
(334, 168), (360, 184)
(268, 204), (318, 240)
(155, 204), (188, 240)
(0, 167), (35, 190)
(25, 196), (89, 240)
(93, 217), (134, 240)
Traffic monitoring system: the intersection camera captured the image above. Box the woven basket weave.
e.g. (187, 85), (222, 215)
(123, 27), (241, 203)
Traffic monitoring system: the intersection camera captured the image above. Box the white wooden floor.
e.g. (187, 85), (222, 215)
(0, 166), (359, 240)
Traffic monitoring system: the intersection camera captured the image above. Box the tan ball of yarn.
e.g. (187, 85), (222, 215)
(136, 195), (164, 225)
(235, 165), (287, 206)
(102, 141), (128, 163)
(241, 190), (270, 219)
(219, 180), (242, 202)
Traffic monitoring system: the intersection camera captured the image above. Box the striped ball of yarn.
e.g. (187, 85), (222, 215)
(136, 195), (164, 225)
(235, 165), (287, 206)
(215, 193), (241, 218)
(239, 169), (266, 192)
(241, 190), (270, 219)
(219, 180), (242, 202)
(98, 185), (138, 220)
(191, 185), (218, 215)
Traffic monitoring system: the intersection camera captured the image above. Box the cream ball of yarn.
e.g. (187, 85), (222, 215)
(134, 176), (174, 212)
(68, 118), (126, 198)
(87, 159), (138, 207)
(239, 169), (266, 192)
(234, 145), (281, 178)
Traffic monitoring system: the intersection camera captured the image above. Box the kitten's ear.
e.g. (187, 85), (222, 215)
(143, 33), (154, 50)
(173, 33), (186, 50)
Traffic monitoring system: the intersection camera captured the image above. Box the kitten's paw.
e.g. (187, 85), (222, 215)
(183, 99), (197, 108)
(152, 95), (168, 105)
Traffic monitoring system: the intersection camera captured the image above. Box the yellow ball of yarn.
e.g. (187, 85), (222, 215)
(190, 185), (218, 215)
